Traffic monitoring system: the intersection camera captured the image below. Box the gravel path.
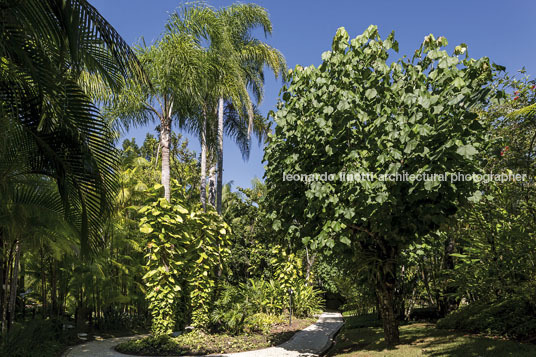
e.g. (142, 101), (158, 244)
(224, 312), (344, 357)
(64, 312), (344, 357)
(63, 335), (148, 357)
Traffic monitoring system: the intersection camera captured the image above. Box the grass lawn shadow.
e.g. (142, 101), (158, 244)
(328, 315), (536, 356)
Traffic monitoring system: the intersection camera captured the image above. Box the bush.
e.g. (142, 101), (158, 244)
(210, 301), (248, 334)
(210, 283), (248, 334)
(0, 318), (77, 357)
(209, 279), (324, 334)
(409, 307), (441, 322)
(342, 313), (382, 329)
(437, 296), (536, 340)
(292, 283), (324, 318)
(116, 335), (183, 355)
(243, 279), (285, 314)
(96, 310), (150, 331)
(244, 313), (285, 334)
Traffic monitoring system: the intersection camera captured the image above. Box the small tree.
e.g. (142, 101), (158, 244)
(264, 25), (502, 345)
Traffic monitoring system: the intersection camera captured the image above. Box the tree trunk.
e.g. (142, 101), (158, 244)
(76, 286), (87, 331)
(200, 109), (208, 211)
(160, 117), (171, 202)
(376, 277), (400, 346)
(0, 232), (4, 329)
(8, 240), (21, 329)
(19, 252), (25, 318)
(50, 260), (58, 316)
(304, 247), (316, 284)
(216, 97), (224, 215)
(41, 248), (47, 318)
(438, 234), (458, 317)
(375, 242), (400, 346)
(208, 165), (216, 208)
(1, 240), (14, 333)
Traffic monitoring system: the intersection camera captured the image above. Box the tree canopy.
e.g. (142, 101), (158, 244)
(264, 25), (504, 345)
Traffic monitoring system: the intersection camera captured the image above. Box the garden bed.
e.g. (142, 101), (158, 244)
(115, 317), (316, 355)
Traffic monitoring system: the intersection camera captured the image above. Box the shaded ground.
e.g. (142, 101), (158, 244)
(328, 315), (536, 357)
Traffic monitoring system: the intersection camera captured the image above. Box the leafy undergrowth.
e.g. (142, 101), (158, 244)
(0, 318), (148, 357)
(116, 317), (316, 355)
(328, 315), (536, 356)
(436, 297), (536, 341)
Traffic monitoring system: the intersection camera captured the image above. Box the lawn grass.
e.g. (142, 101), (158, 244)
(328, 315), (536, 356)
(116, 317), (316, 355)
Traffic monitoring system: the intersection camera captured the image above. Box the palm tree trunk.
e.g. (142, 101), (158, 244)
(208, 165), (216, 207)
(8, 240), (21, 328)
(160, 117), (171, 202)
(1, 240), (14, 333)
(216, 97), (224, 214)
(200, 108), (208, 210)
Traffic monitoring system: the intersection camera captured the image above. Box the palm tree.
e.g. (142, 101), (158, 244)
(105, 31), (215, 202)
(207, 103), (269, 208)
(0, 0), (146, 253)
(213, 3), (286, 214)
(1, 0), (145, 330)
(167, 3), (286, 214)
(0, 124), (77, 331)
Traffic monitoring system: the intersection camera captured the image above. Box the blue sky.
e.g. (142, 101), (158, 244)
(92, 0), (536, 189)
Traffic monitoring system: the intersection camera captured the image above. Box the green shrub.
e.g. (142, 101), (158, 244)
(409, 307), (441, 321)
(244, 313), (285, 334)
(243, 279), (285, 314)
(210, 279), (324, 334)
(116, 335), (183, 355)
(96, 310), (150, 331)
(292, 282), (324, 318)
(210, 283), (247, 333)
(342, 313), (382, 329)
(437, 296), (536, 340)
(0, 319), (77, 357)
(210, 301), (248, 334)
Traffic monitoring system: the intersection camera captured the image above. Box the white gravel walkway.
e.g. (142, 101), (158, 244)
(63, 312), (344, 357)
(224, 312), (344, 357)
(63, 335), (148, 357)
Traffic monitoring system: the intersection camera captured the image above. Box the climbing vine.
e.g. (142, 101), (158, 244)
(140, 183), (230, 335)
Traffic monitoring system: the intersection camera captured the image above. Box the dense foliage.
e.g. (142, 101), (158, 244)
(139, 185), (230, 335)
(437, 296), (536, 341)
(2, 0), (536, 354)
(264, 25), (503, 344)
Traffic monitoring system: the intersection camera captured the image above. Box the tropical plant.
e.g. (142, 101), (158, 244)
(166, 3), (285, 213)
(139, 183), (230, 335)
(289, 281), (324, 318)
(104, 30), (211, 202)
(0, 0), (145, 252)
(0, 0), (145, 333)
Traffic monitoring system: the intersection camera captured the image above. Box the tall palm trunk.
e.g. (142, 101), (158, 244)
(8, 240), (21, 329)
(216, 97), (224, 214)
(200, 108), (208, 210)
(208, 166), (216, 207)
(1, 240), (14, 333)
(160, 117), (171, 202)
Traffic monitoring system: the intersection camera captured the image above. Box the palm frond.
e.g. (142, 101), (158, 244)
(0, 0), (146, 255)
(507, 103), (536, 119)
